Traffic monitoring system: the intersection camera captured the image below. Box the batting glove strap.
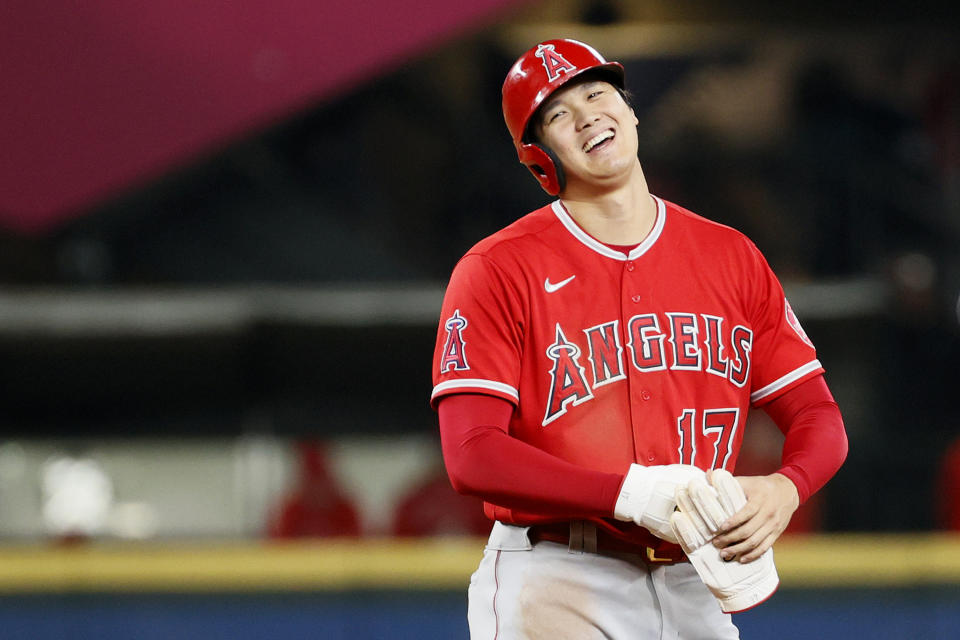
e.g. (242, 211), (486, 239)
(614, 463), (706, 543)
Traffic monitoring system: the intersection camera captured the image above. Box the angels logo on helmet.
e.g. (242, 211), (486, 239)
(534, 43), (578, 82)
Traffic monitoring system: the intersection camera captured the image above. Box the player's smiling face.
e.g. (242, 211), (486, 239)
(534, 76), (640, 191)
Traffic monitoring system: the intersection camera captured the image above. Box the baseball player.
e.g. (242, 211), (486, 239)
(431, 39), (848, 639)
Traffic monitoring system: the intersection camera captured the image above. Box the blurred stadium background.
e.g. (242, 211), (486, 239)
(0, 1), (958, 638)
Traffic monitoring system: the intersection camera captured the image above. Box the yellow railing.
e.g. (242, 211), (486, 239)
(0, 533), (958, 593)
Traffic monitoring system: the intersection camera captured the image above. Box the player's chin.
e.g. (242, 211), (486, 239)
(590, 153), (635, 175)
(588, 167), (634, 187)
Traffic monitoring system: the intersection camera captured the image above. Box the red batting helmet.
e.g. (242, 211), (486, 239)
(502, 39), (625, 195)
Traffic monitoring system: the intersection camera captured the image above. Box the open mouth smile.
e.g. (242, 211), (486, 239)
(582, 130), (615, 153)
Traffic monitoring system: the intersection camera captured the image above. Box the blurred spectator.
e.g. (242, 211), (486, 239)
(923, 63), (959, 215)
(391, 462), (490, 538)
(268, 441), (361, 538)
(936, 437), (960, 531)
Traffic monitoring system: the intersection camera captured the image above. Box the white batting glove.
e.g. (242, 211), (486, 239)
(613, 463), (706, 543)
(670, 469), (780, 613)
(675, 469), (743, 538)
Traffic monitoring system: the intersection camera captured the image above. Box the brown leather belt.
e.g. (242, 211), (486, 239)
(527, 521), (688, 565)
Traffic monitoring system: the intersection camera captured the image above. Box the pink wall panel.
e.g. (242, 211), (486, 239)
(0, 0), (526, 232)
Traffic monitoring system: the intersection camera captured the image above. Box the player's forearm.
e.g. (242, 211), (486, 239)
(775, 410), (847, 503)
(762, 376), (848, 503)
(438, 393), (623, 517)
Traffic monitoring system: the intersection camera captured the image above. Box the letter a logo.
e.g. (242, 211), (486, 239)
(543, 324), (594, 426)
(440, 309), (470, 372)
(535, 44), (578, 82)
(784, 299), (814, 348)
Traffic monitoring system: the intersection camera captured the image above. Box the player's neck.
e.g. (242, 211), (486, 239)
(559, 172), (656, 246)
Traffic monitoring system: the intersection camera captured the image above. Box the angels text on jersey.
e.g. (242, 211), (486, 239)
(441, 308), (753, 426)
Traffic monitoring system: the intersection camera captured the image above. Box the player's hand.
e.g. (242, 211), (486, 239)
(710, 472), (799, 564)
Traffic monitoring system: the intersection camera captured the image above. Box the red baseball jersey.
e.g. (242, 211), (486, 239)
(432, 196), (822, 531)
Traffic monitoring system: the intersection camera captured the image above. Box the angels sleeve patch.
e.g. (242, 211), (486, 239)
(440, 309), (470, 372)
(784, 299), (814, 348)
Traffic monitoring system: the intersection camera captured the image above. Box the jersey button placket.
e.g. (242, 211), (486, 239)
(622, 257), (647, 463)
(627, 261), (641, 303)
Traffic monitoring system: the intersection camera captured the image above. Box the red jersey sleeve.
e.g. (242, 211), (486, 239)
(431, 253), (525, 407)
(743, 242), (824, 406)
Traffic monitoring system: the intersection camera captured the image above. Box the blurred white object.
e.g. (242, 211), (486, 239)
(41, 455), (114, 538)
(106, 501), (159, 539)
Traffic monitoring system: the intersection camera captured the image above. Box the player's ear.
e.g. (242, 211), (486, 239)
(615, 87), (639, 126)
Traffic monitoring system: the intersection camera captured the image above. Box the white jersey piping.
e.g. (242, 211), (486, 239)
(750, 360), (823, 404)
(550, 195), (666, 261)
(431, 378), (520, 402)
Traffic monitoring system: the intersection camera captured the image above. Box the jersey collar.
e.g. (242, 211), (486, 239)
(551, 195), (666, 261)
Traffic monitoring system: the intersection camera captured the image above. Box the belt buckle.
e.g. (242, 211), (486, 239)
(646, 546), (674, 563)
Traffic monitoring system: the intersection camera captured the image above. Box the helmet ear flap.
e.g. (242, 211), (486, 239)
(518, 143), (566, 196)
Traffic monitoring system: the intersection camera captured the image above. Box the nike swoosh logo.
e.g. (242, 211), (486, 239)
(544, 275), (576, 293)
